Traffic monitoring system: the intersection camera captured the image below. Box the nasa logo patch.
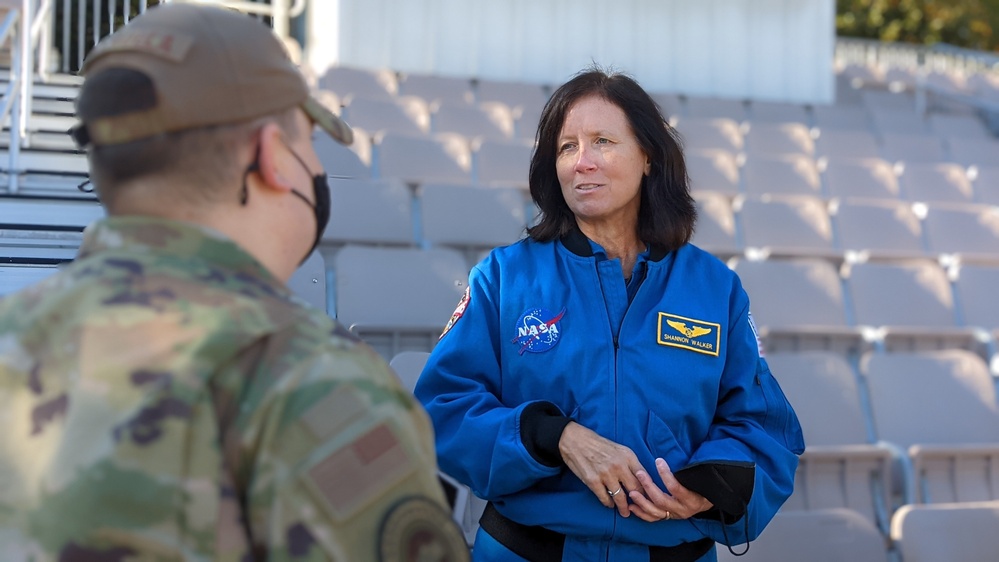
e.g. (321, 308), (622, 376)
(511, 307), (565, 355)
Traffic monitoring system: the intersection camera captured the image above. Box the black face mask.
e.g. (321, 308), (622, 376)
(241, 144), (331, 265)
(284, 146), (331, 262)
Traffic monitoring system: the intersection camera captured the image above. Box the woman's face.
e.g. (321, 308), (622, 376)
(555, 95), (649, 232)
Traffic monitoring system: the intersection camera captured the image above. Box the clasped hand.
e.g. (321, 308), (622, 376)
(558, 422), (713, 522)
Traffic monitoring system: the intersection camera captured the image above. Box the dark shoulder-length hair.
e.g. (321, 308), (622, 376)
(527, 68), (696, 252)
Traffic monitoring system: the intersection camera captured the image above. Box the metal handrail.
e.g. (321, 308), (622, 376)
(0, 8), (21, 193)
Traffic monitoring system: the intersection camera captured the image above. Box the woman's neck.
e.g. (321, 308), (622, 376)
(578, 222), (644, 278)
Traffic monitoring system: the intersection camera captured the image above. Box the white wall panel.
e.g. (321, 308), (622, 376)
(308, 0), (835, 104)
(714, 0), (752, 95)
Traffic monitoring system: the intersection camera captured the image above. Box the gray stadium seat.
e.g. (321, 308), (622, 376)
(923, 204), (999, 264)
(731, 258), (860, 353)
(674, 117), (744, 153)
(431, 101), (513, 141)
(823, 158), (901, 201)
(0, 264), (60, 295)
(388, 350), (430, 393)
(333, 245), (467, 360)
(286, 252), (327, 312)
(744, 122), (814, 156)
(717, 509), (888, 562)
(376, 132), (471, 185)
(968, 72), (999, 99)
(743, 154), (822, 197)
(887, 67), (921, 90)
(814, 130), (881, 160)
(685, 149), (741, 196)
(971, 165), (999, 206)
(474, 138), (532, 188)
(862, 351), (999, 504)
(947, 137), (999, 169)
(739, 195), (838, 259)
(928, 113), (991, 139)
(954, 264), (999, 332)
(684, 96), (746, 122)
(397, 72), (474, 105)
(323, 178), (415, 246)
(870, 109), (928, 135)
(314, 128), (371, 180)
(475, 79), (547, 112)
(690, 191), (740, 259)
(319, 66), (397, 102)
(419, 183), (526, 252)
(880, 133), (946, 164)
(926, 70), (971, 95)
(840, 63), (885, 90)
(649, 92), (681, 119)
(812, 105), (870, 131)
(768, 352), (893, 530)
(513, 104), (544, 140)
(892, 502), (999, 562)
(862, 90), (917, 113)
(342, 96), (429, 137)
(748, 100), (809, 124)
(833, 199), (926, 260)
(847, 260), (976, 351)
(899, 163), (975, 204)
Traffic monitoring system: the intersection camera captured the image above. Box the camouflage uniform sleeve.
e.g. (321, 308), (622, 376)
(232, 338), (469, 561)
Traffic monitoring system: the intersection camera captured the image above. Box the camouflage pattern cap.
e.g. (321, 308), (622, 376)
(73, 3), (352, 147)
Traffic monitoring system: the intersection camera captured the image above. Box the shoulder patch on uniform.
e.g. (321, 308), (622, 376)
(657, 312), (721, 357)
(748, 312), (766, 358)
(300, 385), (368, 441)
(378, 496), (469, 562)
(511, 307), (565, 354)
(439, 287), (470, 340)
(304, 422), (415, 520)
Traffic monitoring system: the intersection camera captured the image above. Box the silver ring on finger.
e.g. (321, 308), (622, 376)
(665, 510), (671, 520)
(607, 487), (623, 497)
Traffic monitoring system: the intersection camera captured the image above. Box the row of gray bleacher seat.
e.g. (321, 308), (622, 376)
(694, 193), (999, 262)
(5, 191), (999, 361)
(389, 347), (999, 561)
(331, 247), (999, 361)
(689, 154), (999, 201)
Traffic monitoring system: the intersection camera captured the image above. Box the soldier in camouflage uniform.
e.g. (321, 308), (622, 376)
(0, 4), (468, 561)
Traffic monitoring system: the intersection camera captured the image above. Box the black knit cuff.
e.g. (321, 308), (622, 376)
(520, 401), (572, 468)
(675, 461), (755, 523)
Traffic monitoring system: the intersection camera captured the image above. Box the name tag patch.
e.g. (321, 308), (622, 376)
(657, 313), (721, 356)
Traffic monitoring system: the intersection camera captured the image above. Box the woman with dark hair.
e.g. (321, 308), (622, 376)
(415, 68), (803, 562)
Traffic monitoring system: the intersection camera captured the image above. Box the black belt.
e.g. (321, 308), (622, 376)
(480, 502), (714, 562)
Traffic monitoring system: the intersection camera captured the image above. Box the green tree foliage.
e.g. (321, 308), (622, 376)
(837, 0), (997, 51)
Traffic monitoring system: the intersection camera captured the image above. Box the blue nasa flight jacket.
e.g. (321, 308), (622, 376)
(415, 229), (804, 557)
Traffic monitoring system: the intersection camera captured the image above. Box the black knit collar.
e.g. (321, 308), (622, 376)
(559, 227), (669, 262)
